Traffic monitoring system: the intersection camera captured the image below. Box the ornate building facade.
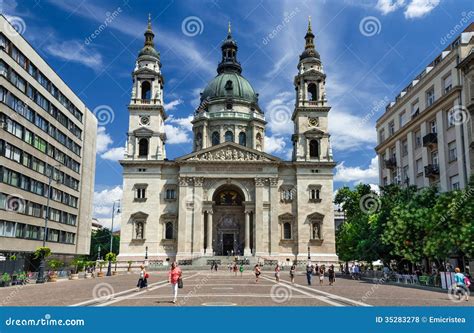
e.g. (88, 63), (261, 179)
(118, 18), (338, 265)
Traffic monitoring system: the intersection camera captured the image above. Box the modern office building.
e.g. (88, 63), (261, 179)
(375, 23), (474, 191)
(0, 15), (97, 256)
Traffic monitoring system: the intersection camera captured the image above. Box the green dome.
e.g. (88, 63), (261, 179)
(138, 45), (160, 59)
(201, 72), (257, 103)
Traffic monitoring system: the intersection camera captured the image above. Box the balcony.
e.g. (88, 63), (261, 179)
(424, 164), (440, 178)
(384, 156), (397, 169)
(132, 98), (161, 105)
(422, 132), (438, 147)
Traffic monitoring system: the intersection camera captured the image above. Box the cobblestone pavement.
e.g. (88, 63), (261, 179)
(0, 270), (472, 307)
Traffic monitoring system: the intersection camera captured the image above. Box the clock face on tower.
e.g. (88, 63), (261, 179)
(140, 116), (150, 126)
(308, 117), (319, 127)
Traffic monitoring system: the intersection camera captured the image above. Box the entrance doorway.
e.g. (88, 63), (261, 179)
(222, 233), (234, 255)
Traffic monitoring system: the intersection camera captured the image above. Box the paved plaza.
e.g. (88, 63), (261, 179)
(0, 270), (471, 307)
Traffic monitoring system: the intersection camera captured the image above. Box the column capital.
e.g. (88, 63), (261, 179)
(255, 177), (266, 187)
(179, 176), (193, 186)
(194, 177), (204, 187)
(269, 177), (279, 187)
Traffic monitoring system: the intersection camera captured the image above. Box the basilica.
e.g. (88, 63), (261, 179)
(118, 17), (338, 266)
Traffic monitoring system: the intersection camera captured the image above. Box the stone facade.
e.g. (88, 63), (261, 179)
(119, 18), (338, 265)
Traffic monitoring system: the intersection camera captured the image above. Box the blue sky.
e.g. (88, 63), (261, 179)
(2, 0), (472, 227)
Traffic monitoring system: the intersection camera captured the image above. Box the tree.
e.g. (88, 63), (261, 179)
(88, 228), (119, 260)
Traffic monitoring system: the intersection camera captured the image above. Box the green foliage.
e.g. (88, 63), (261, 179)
(34, 247), (51, 259)
(1, 273), (11, 282)
(17, 271), (27, 281)
(71, 257), (85, 273)
(88, 228), (119, 260)
(105, 252), (117, 263)
(9, 255), (16, 261)
(47, 259), (63, 271)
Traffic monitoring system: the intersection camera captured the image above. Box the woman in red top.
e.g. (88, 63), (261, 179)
(169, 261), (182, 304)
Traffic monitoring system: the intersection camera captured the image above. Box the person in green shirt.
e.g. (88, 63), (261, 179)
(239, 264), (244, 277)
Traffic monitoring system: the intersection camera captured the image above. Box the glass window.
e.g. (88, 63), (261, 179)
(283, 222), (291, 240)
(450, 175), (460, 190)
(211, 132), (220, 146)
(165, 222), (173, 239)
(224, 131), (234, 142)
(426, 88), (435, 107)
(443, 74), (452, 93)
(448, 141), (457, 162)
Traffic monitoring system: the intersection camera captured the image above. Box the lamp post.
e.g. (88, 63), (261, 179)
(307, 246), (311, 260)
(145, 246), (148, 260)
(107, 200), (120, 276)
(36, 165), (60, 284)
(97, 245), (101, 261)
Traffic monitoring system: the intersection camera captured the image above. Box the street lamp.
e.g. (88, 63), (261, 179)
(36, 165), (61, 284)
(107, 200), (120, 277)
(145, 246), (148, 260)
(97, 245), (101, 261)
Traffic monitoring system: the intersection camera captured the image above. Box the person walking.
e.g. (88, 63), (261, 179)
(328, 265), (335, 286)
(254, 264), (261, 283)
(210, 261), (214, 272)
(169, 261), (182, 304)
(239, 263), (244, 277)
(275, 264), (281, 283)
(136, 265), (148, 291)
(319, 266), (325, 285)
(233, 263), (238, 276)
(306, 263), (313, 286)
(454, 267), (470, 301)
(290, 264), (296, 284)
(214, 263), (218, 272)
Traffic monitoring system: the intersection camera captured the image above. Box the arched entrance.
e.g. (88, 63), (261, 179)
(211, 185), (245, 255)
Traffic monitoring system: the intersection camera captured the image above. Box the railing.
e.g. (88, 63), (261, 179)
(132, 98), (160, 105)
(299, 100), (327, 107)
(422, 132), (438, 147)
(384, 156), (397, 169)
(424, 164), (440, 178)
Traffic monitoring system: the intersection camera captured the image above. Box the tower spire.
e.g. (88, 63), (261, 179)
(308, 16), (312, 33)
(228, 21), (231, 36)
(144, 14), (154, 48)
(147, 13), (152, 30)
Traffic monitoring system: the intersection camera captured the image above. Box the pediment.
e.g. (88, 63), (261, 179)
(304, 128), (328, 138)
(130, 211), (149, 220)
(307, 212), (324, 220)
(133, 127), (154, 137)
(177, 142), (280, 162)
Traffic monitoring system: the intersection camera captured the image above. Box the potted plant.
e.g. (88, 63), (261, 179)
(127, 260), (133, 273)
(9, 255), (16, 261)
(47, 259), (63, 282)
(1, 273), (11, 287)
(105, 252), (117, 277)
(84, 261), (94, 279)
(97, 261), (105, 278)
(69, 257), (84, 280)
(17, 271), (28, 285)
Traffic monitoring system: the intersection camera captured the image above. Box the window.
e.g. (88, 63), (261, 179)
(283, 222), (292, 240)
(426, 88), (435, 107)
(447, 109), (456, 127)
(224, 131), (234, 142)
(402, 165), (409, 183)
(141, 81), (151, 100)
(136, 187), (146, 200)
(443, 74), (452, 93)
(309, 140), (319, 158)
(138, 138), (149, 157)
(379, 129), (385, 143)
(165, 188), (176, 200)
(429, 120), (437, 134)
(416, 158), (423, 175)
(165, 222), (174, 239)
(431, 150), (439, 166)
(411, 101), (420, 117)
(450, 175), (460, 191)
(311, 222), (321, 240)
(448, 141), (457, 162)
(388, 121), (395, 135)
(307, 83), (318, 101)
(402, 139), (408, 156)
(238, 132), (246, 146)
(0, 221), (16, 237)
(309, 186), (321, 202)
(211, 131), (220, 146)
(399, 111), (406, 128)
(415, 130), (422, 148)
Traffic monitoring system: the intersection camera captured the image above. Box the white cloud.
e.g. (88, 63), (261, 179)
(93, 186), (122, 230)
(96, 126), (124, 161)
(404, 0), (440, 19)
(167, 115), (193, 131)
(44, 40), (103, 71)
(164, 124), (191, 144)
(100, 147), (125, 161)
(376, 0), (406, 15)
(328, 109), (377, 150)
(164, 99), (183, 111)
(264, 135), (287, 154)
(334, 156), (379, 184)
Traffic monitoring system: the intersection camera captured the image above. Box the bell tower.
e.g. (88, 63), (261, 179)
(125, 15), (167, 160)
(292, 17), (333, 162)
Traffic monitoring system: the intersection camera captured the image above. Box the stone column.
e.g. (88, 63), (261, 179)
(176, 177), (189, 257)
(206, 211), (213, 255)
(436, 110), (448, 191)
(254, 177), (265, 255)
(269, 177), (279, 256)
(192, 177), (204, 256)
(244, 210), (251, 256)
